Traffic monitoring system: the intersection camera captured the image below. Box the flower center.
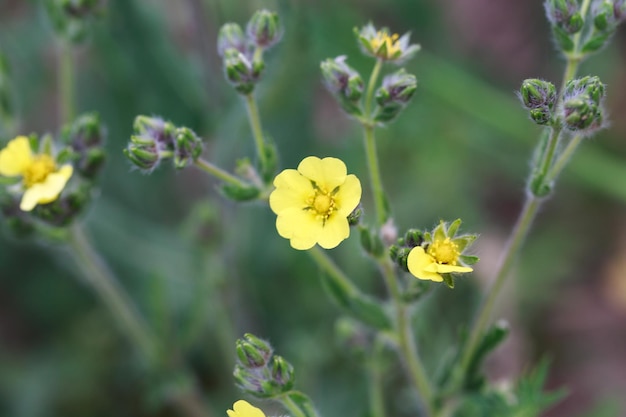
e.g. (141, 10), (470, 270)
(23, 154), (56, 188)
(307, 188), (336, 222)
(372, 31), (401, 57)
(427, 237), (459, 265)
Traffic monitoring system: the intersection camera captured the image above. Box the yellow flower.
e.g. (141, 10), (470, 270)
(0, 136), (73, 212)
(355, 23), (420, 63)
(406, 220), (475, 283)
(269, 156), (362, 250)
(227, 400), (266, 417)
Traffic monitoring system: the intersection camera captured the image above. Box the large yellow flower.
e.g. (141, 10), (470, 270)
(269, 156), (362, 250)
(227, 400), (266, 417)
(0, 136), (73, 211)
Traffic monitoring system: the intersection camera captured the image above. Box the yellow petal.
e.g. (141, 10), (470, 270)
(335, 174), (362, 216)
(434, 264), (473, 274)
(298, 156), (347, 190)
(0, 136), (34, 177)
(19, 165), (73, 211)
(275, 207), (321, 250)
(269, 169), (313, 214)
(229, 400), (266, 417)
(407, 246), (443, 282)
(317, 215), (350, 249)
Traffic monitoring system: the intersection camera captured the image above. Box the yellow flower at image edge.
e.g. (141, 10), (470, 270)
(0, 136), (73, 211)
(227, 400), (266, 417)
(407, 237), (473, 282)
(269, 156), (362, 250)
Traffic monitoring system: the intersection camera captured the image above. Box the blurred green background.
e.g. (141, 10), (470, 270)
(1, 0), (626, 416)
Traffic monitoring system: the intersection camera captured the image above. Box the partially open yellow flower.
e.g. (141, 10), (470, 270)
(0, 136), (73, 212)
(227, 400), (266, 417)
(407, 237), (473, 282)
(269, 156), (362, 250)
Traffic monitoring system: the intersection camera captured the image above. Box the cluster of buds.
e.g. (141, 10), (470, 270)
(561, 75), (606, 133)
(518, 79), (557, 125)
(218, 10), (282, 95)
(321, 23), (419, 123)
(59, 113), (106, 180)
(44, 0), (106, 43)
(124, 116), (203, 172)
(583, 0), (626, 53)
(233, 333), (295, 398)
(354, 23), (420, 63)
(374, 69), (418, 123)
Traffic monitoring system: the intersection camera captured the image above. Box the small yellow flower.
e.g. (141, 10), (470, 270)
(269, 156), (362, 250)
(406, 220), (475, 283)
(227, 400), (266, 417)
(0, 136), (73, 211)
(355, 23), (420, 63)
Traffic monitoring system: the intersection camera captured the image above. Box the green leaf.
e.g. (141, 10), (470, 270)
(348, 294), (392, 331)
(582, 33), (611, 53)
(286, 391), (318, 417)
(319, 269), (352, 309)
(220, 183), (260, 202)
(464, 321), (509, 391)
(552, 26), (574, 52)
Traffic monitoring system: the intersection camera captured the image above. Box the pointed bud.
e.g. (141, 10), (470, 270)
(61, 113), (106, 179)
(173, 127), (203, 169)
(404, 229), (424, 248)
(563, 98), (602, 131)
(545, 0), (583, 34)
(246, 10), (282, 49)
(395, 247), (412, 272)
(321, 56), (364, 116)
(236, 339), (267, 368)
(347, 205), (363, 226)
(124, 143), (160, 171)
(223, 49), (264, 95)
(519, 79), (557, 110)
(218, 23), (247, 57)
(271, 356), (295, 391)
(374, 69), (417, 123)
(233, 365), (264, 395)
(529, 107), (552, 125)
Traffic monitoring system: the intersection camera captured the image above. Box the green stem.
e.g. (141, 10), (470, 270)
(544, 134), (584, 184)
(308, 246), (359, 295)
(459, 196), (541, 373)
(68, 224), (157, 360)
(195, 157), (249, 188)
(58, 40), (75, 124)
(380, 260), (435, 417)
(368, 338), (387, 417)
(244, 93), (267, 171)
(363, 125), (388, 226)
(280, 395), (309, 417)
(365, 59), (383, 117)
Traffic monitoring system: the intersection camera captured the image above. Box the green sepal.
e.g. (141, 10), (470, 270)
(581, 33), (611, 53)
(286, 392), (318, 417)
(459, 255), (480, 265)
(552, 26), (574, 52)
(442, 273), (455, 289)
(220, 183), (260, 202)
(464, 320), (510, 391)
(446, 218), (462, 237)
(454, 234), (477, 252)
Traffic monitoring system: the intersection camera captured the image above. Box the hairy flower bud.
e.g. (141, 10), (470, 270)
(545, 0), (583, 33)
(61, 113), (106, 179)
(124, 142), (160, 171)
(270, 356), (295, 391)
(223, 49), (264, 95)
(246, 10), (282, 49)
(236, 334), (273, 368)
(320, 56), (364, 116)
(218, 23), (247, 57)
(519, 79), (557, 110)
(561, 76), (606, 132)
(45, 0), (105, 43)
(173, 127), (203, 169)
(374, 69), (417, 123)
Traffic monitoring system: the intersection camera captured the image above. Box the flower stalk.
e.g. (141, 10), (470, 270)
(58, 40), (75, 125)
(195, 157), (250, 188)
(245, 93), (268, 177)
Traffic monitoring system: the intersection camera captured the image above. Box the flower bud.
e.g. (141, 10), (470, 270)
(124, 142), (160, 171)
(563, 97), (602, 131)
(133, 115), (176, 149)
(173, 127), (203, 169)
(61, 113), (106, 179)
(347, 205), (363, 226)
(374, 69), (417, 123)
(519, 79), (557, 110)
(44, 0), (105, 43)
(545, 0), (583, 34)
(529, 107), (552, 125)
(270, 356), (295, 391)
(321, 56), (364, 116)
(233, 365), (264, 395)
(246, 10), (282, 49)
(236, 334), (273, 368)
(223, 49), (264, 95)
(404, 229), (424, 248)
(218, 23), (247, 57)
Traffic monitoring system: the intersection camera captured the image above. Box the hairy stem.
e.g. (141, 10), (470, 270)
(545, 134), (584, 183)
(308, 246), (359, 295)
(58, 40), (75, 125)
(244, 93), (267, 172)
(280, 395), (309, 417)
(368, 338), (387, 417)
(195, 157), (249, 188)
